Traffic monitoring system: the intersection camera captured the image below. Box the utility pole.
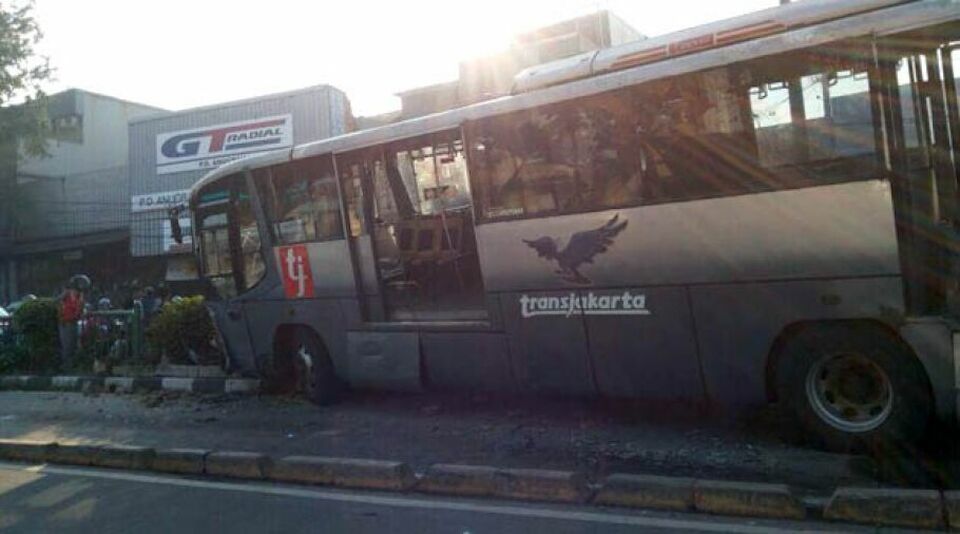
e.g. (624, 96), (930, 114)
(0, 141), (14, 303)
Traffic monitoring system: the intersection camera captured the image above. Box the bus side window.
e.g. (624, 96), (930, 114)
(257, 156), (344, 244)
(571, 92), (643, 209)
(469, 104), (593, 220)
(629, 68), (761, 203)
(235, 191), (266, 292)
(746, 40), (878, 184)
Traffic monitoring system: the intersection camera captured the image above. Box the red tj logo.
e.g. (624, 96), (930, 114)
(278, 245), (315, 299)
(160, 118), (287, 160)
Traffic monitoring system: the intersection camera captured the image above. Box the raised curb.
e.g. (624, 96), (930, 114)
(0, 375), (259, 395)
(47, 443), (101, 466)
(205, 451), (270, 479)
(594, 473), (695, 511)
(92, 445), (155, 470)
(693, 479), (805, 520)
(0, 439), (949, 530)
(271, 456), (414, 490)
(945, 491), (959, 530)
(823, 487), (945, 530)
(493, 468), (588, 503)
(0, 439), (55, 463)
(153, 448), (209, 475)
(417, 464), (499, 497)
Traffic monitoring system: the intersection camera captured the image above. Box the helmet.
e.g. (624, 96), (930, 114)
(69, 274), (92, 291)
(98, 297), (112, 310)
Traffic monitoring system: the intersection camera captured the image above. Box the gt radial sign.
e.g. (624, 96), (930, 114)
(156, 114), (293, 175)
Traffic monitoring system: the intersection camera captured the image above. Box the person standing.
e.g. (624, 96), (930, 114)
(58, 274), (90, 370)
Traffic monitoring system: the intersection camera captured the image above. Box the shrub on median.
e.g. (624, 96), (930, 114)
(0, 331), (28, 374)
(145, 296), (221, 365)
(8, 298), (60, 373)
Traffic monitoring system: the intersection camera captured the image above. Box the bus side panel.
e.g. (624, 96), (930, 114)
(499, 290), (595, 396)
(242, 297), (350, 379)
(304, 240), (357, 297)
(689, 276), (905, 407)
(475, 181), (901, 293)
(584, 286), (706, 402)
(421, 332), (515, 392)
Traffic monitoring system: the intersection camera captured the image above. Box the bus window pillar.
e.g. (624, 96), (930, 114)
(787, 76), (809, 163)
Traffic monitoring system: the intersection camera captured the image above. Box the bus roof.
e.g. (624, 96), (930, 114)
(190, 0), (954, 205)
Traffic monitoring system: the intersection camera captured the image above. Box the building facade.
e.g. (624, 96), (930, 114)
(0, 89), (165, 304)
(127, 85), (352, 285)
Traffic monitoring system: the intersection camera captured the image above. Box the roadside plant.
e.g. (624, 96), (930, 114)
(145, 296), (221, 366)
(11, 298), (59, 373)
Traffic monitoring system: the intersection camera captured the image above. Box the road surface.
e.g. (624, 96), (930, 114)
(0, 390), (896, 491)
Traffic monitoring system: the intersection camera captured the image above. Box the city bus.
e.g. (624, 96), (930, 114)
(187, 0), (960, 450)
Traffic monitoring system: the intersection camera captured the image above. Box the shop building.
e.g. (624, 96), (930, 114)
(0, 89), (166, 304)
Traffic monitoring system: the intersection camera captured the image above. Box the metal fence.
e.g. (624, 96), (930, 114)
(79, 301), (144, 363)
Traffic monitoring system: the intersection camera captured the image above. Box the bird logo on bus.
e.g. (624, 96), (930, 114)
(523, 215), (628, 285)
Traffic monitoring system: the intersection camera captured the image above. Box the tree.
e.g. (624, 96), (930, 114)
(1, 0), (51, 284)
(0, 0), (52, 158)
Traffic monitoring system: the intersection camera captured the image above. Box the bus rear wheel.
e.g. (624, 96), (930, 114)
(288, 329), (339, 406)
(774, 324), (931, 452)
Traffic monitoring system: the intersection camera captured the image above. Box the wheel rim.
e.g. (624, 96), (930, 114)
(804, 352), (893, 433)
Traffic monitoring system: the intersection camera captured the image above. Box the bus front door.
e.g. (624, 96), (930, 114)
(337, 131), (490, 323)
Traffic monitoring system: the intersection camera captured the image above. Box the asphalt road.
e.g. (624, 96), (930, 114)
(0, 461), (887, 534)
(0, 390), (887, 491)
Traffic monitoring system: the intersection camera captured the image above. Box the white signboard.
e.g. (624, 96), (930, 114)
(131, 189), (190, 213)
(162, 217), (193, 254)
(156, 114), (293, 175)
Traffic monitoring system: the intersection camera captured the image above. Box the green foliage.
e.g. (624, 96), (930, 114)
(0, 1), (52, 159)
(0, 330), (28, 374)
(10, 298), (59, 373)
(145, 296), (220, 365)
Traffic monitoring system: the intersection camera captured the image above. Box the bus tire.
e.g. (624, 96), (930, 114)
(288, 328), (339, 406)
(774, 324), (931, 452)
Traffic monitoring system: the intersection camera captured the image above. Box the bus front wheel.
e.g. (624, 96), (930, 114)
(287, 328), (339, 406)
(774, 324), (932, 452)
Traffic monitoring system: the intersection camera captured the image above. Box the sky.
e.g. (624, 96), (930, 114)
(31, 0), (780, 117)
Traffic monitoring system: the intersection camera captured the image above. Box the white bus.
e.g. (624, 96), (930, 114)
(187, 0), (960, 450)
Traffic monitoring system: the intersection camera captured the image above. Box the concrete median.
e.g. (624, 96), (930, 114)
(91, 445), (155, 470)
(153, 448), (209, 475)
(416, 464), (500, 497)
(823, 487), (945, 530)
(270, 456), (414, 491)
(47, 443), (103, 466)
(945, 491), (959, 530)
(204, 451), (270, 479)
(0, 439), (55, 463)
(0, 436), (952, 530)
(593, 473), (695, 511)
(0, 374), (260, 395)
(493, 468), (588, 503)
(693, 479), (805, 520)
